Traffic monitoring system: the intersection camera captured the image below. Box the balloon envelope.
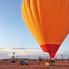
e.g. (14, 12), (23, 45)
(21, 0), (69, 58)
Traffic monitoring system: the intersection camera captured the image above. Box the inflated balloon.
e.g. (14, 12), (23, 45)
(21, 0), (69, 58)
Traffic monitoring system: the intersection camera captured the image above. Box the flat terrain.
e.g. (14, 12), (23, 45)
(0, 59), (69, 69)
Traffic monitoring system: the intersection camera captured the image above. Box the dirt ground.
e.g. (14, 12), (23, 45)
(0, 59), (69, 69)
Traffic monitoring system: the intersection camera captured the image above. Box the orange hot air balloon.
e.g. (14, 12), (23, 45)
(21, 0), (69, 58)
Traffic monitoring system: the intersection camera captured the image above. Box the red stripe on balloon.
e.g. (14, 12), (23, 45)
(40, 44), (48, 52)
(40, 44), (60, 58)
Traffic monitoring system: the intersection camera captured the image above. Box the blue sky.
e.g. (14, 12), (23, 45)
(0, 0), (39, 48)
(0, 0), (69, 55)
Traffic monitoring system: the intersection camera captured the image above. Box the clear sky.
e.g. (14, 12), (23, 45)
(0, 0), (39, 48)
(0, 0), (69, 54)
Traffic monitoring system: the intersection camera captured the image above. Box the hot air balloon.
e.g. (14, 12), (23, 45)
(21, 0), (69, 58)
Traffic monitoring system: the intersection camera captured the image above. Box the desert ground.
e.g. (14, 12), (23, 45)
(0, 59), (69, 69)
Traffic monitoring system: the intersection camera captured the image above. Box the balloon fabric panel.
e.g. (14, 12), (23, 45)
(21, 0), (69, 58)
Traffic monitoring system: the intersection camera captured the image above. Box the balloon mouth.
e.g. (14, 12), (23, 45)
(40, 44), (60, 58)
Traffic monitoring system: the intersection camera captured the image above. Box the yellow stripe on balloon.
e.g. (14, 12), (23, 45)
(21, 0), (45, 45)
